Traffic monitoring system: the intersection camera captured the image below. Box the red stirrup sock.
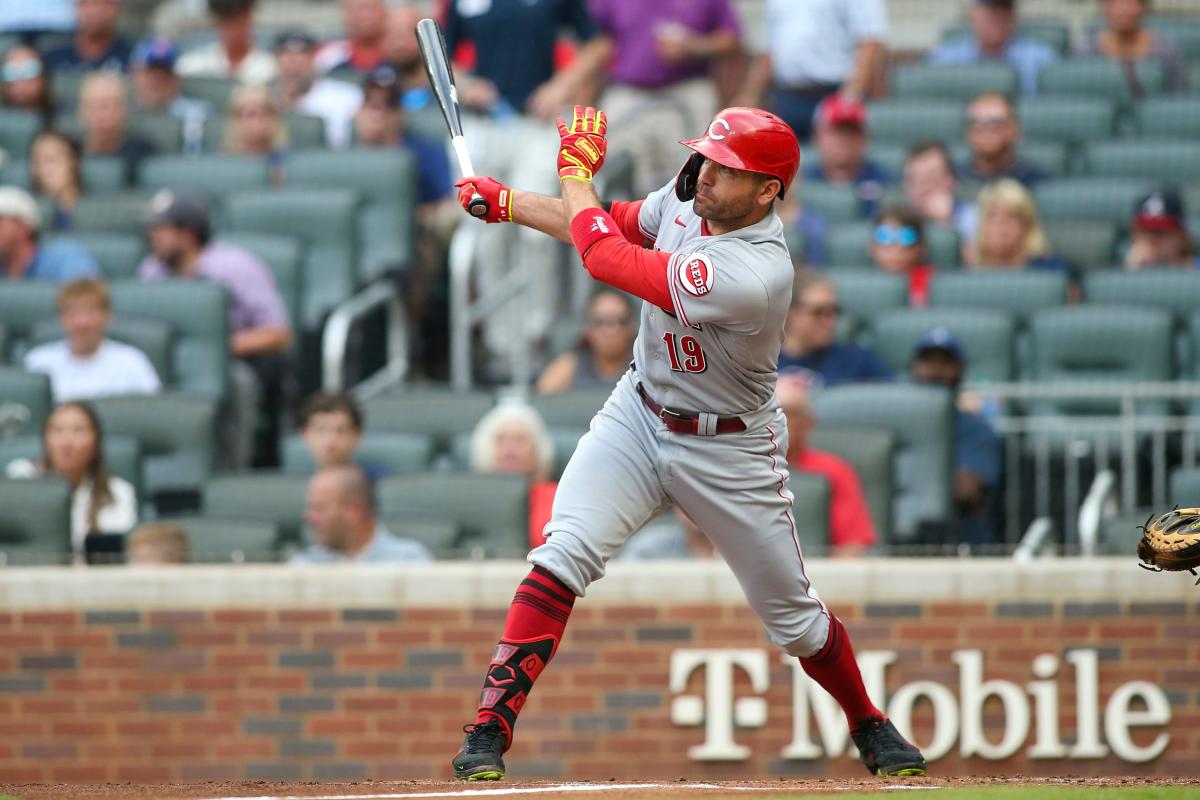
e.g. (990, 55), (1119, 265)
(799, 614), (883, 730)
(474, 566), (577, 745)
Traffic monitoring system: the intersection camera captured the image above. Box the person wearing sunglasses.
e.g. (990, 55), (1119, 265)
(1, 46), (55, 126)
(961, 92), (1045, 189)
(870, 204), (934, 306)
(537, 290), (637, 394)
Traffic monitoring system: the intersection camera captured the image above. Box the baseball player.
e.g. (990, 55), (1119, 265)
(449, 105), (927, 780)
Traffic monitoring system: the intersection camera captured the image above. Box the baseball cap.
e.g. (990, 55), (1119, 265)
(0, 187), (41, 231)
(815, 94), (867, 132)
(131, 37), (179, 70)
(1133, 188), (1186, 233)
(147, 190), (211, 240)
(274, 30), (316, 53)
(913, 327), (964, 362)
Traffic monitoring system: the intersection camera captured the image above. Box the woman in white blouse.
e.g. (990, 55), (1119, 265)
(5, 401), (138, 557)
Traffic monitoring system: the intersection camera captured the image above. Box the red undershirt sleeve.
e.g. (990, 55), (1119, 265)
(608, 199), (647, 245)
(570, 207), (674, 311)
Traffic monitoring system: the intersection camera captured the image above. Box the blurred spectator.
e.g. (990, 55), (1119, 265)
(738, 0), (887, 141)
(315, 0), (388, 76)
(126, 522), (189, 565)
(1125, 187), (1199, 270)
(129, 38), (209, 154)
(470, 402), (557, 548)
(223, 83), (287, 182)
(138, 190), (291, 468)
(353, 67), (452, 215)
(0, 186), (99, 282)
(291, 464), (433, 564)
(0, 0), (75, 38)
(621, 506), (717, 560)
(903, 141), (978, 243)
(381, 4), (430, 101)
(78, 71), (156, 185)
(591, 0), (740, 194)
(968, 178), (1068, 272)
(871, 204), (933, 306)
(537, 290), (636, 394)
(274, 31), (361, 150)
(777, 374), (876, 556)
(4, 401), (138, 556)
(29, 130), (84, 231)
(1, 46), (55, 126)
(778, 270), (892, 387)
(41, 0), (132, 74)
(24, 278), (162, 402)
(928, 0), (1057, 96)
(909, 328), (1000, 548)
(297, 391), (387, 481)
(177, 0), (277, 84)
(1082, 0), (1185, 93)
(961, 91), (1045, 188)
(805, 94), (891, 219)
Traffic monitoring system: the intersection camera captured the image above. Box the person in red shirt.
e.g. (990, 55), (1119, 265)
(869, 203), (934, 306)
(468, 402), (558, 549)
(777, 374), (878, 556)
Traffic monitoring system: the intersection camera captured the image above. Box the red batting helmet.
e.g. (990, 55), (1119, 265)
(675, 107), (801, 201)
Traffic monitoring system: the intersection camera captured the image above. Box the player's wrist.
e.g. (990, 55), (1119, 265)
(568, 206), (618, 256)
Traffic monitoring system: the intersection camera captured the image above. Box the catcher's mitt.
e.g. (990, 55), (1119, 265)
(1137, 508), (1200, 584)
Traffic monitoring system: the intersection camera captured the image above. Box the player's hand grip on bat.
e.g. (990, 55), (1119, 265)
(454, 176), (513, 223)
(556, 104), (608, 184)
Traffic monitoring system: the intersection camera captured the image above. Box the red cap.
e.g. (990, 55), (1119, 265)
(679, 107), (802, 196)
(816, 94), (867, 132)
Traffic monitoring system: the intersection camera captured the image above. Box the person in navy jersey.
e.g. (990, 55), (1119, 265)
(41, 0), (132, 73)
(805, 95), (891, 220)
(1125, 188), (1200, 271)
(778, 271), (893, 387)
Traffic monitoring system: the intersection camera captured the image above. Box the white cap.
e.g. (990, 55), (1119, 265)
(0, 187), (40, 231)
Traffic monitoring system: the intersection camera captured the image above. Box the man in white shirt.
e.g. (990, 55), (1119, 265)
(24, 278), (162, 402)
(176, 0), (277, 84)
(274, 30), (362, 149)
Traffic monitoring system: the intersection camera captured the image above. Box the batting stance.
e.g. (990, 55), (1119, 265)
(450, 105), (928, 780)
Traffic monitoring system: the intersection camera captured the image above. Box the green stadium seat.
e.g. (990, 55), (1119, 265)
(110, 280), (229, 398)
(164, 515), (282, 563)
(1145, 16), (1200, 61)
(828, 270), (908, 320)
(811, 384), (956, 544)
(71, 191), (157, 234)
(807, 425), (895, 546)
(0, 434), (143, 498)
(865, 142), (908, 179)
(0, 368), (52, 438)
(138, 154), (270, 198)
(1085, 270), (1200, 323)
(928, 272), (1067, 319)
(279, 431), (435, 476)
(128, 112), (184, 155)
(1097, 512), (1149, 556)
(362, 388), (494, 455)
(1034, 177), (1149, 225)
(1043, 220), (1119, 272)
(357, 203), (415, 280)
(217, 232), (304, 334)
(1134, 96), (1200, 138)
(864, 100), (965, 145)
(288, 149), (417, 207)
(50, 71), (89, 110)
(0, 282), (58, 361)
(530, 388), (614, 429)
(378, 515), (460, 556)
(180, 74), (236, 108)
(376, 473), (529, 558)
(1037, 58), (1165, 104)
(795, 181), (863, 223)
(1083, 140), (1200, 184)
(1027, 305), (1173, 414)
(225, 188), (360, 327)
(0, 109), (39, 159)
(0, 322), (7, 364)
(80, 157), (126, 193)
(785, 471), (831, 556)
(0, 478), (71, 565)
(940, 22), (1070, 55)
(48, 231), (145, 281)
(869, 307), (1016, 382)
(1017, 96), (1117, 144)
(202, 471), (310, 546)
(1170, 468), (1200, 508)
(29, 316), (172, 388)
(827, 221), (961, 268)
(90, 393), (218, 497)
(892, 62), (1019, 101)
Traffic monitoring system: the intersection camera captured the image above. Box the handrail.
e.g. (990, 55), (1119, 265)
(321, 279), (408, 399)
(1013, 517), (1056, 562)
(1076, 470), (1117, 557)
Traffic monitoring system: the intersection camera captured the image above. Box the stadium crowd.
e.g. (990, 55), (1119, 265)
(3, 0), (1200, 565)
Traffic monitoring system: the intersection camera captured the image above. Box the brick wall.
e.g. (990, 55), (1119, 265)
(0, 561), (1197, 783)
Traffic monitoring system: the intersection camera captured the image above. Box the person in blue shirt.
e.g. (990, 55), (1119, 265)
(805, 94), (892, 220)
(41, 0), (133, 73)
(0, 187), (100, 283)
(778, 270), (893, 388)
(909, 328), (1001, 548)
(928, 0), (1057, 95)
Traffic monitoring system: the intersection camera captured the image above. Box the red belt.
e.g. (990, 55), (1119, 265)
(636, 383), (746, 435)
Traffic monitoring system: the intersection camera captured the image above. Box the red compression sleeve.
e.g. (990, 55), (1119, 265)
(608, 199), (648, 245)
(570, 208), (674, 311)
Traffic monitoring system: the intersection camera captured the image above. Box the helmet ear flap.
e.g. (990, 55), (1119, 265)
(675, 152), (705, 202)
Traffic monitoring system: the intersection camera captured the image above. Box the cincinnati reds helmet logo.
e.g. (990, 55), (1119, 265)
(707, 118), (731, 141)
(677, 253), (714, 297)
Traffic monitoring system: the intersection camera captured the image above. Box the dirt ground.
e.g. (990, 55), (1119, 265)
(2, 776), (1200, 800)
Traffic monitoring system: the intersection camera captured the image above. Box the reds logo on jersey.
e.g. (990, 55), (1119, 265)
(677, 253), (714, 297)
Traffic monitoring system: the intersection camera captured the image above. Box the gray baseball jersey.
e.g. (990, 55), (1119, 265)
(529, 181), (831, 660)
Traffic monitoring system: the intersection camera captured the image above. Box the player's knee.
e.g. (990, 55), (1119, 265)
(777, 613), (832, 659)
(527, 530), (607, 598)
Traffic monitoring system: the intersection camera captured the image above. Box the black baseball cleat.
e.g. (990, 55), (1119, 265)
(851, 716), (928, 777)
(452, 718), (507, 781)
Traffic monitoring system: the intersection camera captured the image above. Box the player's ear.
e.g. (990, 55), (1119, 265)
(757, 177), (783, 207)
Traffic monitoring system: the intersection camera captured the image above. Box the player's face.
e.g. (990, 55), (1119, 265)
(302, 411), (362, 468)
(692, 159), (779, 226)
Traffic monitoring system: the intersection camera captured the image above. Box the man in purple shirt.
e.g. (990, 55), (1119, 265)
(590, 0), (741, 195)
(138, 190), (292, 467)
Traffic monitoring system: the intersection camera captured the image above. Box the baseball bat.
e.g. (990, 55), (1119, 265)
(416, 17), (489, 218)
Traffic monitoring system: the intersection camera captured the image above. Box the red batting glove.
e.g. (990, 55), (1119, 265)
(454, 176), (514, 223)
(556, 104), (608, 184)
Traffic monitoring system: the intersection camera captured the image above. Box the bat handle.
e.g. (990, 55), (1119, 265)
(467, 193), (490, 218)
